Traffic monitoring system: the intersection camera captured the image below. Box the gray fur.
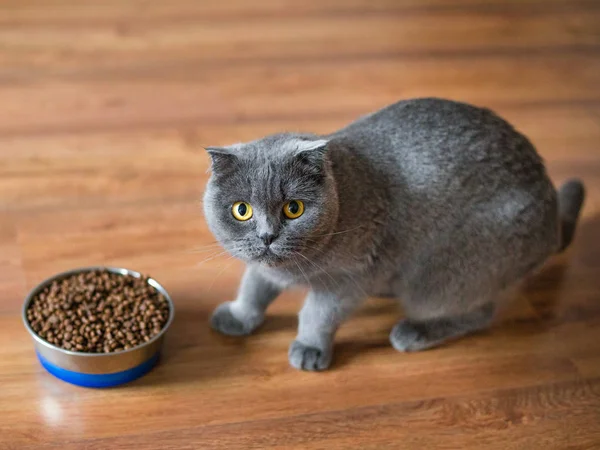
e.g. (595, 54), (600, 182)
(203, 98), (585, 371)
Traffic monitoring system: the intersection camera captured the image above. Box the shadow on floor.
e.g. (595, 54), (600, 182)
(520, 212), (600, 326)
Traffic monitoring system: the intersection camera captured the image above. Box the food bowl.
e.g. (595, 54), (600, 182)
(22, 266), (174, 388)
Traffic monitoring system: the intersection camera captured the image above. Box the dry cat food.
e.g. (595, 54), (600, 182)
(26, 270), (170, 353)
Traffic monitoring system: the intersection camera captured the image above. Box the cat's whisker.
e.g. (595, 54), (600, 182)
(291, 255), (310, 285)
(183, 239), (233, 254)
(341, 269), (369, 299)
(300, 241), (357, 262)
(206, 255), (237, 293)
(309, 226), (364, 238)
(294, 251), (341, 291)
(294, 244), (368, 296)
(192, 240), (221, 247)
(196, 250), (234, 266)
(185, 245), (226, 255)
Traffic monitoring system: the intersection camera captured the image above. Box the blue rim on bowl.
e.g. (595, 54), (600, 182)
(22, 266), (175, 388)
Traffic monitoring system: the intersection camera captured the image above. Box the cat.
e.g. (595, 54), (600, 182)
(202, 98), (585, 371)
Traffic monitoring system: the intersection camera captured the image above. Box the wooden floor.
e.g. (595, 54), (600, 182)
(1, 0), (600, 448)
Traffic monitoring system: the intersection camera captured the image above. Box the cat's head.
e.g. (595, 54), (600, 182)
(202, 133), (338, 267)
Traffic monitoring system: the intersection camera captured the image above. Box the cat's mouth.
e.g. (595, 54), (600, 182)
(253, 247), (288, 267)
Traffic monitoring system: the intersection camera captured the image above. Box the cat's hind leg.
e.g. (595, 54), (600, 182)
(390, 302), (495, 352)
(389, 189), (556, 352)
(387, 228), (508, 352)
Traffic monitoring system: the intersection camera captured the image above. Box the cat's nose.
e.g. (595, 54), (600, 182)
(260, 233), (277, 246)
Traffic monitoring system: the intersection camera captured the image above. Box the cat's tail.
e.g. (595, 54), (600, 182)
(556, 179), (585, 253)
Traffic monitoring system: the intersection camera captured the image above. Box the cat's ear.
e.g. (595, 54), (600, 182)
(293, 139), (329, 167)
(204, 146), (238, 174)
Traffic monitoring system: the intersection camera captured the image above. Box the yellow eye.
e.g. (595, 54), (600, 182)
(283, 200), (304, 219)
(232, 202), (253, 221)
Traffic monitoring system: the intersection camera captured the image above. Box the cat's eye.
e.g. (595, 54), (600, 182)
(283, 200), (304, 219)
(232, 202), (253, 221)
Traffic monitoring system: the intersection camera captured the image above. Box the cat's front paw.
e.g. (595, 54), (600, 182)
(210, 302), (263, 336)
(288, 340), (332, 371)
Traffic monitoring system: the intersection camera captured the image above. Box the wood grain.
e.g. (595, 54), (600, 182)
(0, 0), (599, 448)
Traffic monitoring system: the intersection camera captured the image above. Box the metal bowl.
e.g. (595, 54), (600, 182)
(22, 266), (175, 388)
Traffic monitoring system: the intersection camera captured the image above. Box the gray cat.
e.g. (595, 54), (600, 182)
(202, 98), (584, 371)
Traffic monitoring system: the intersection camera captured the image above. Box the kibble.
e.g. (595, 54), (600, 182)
(26, 270), (170, 353)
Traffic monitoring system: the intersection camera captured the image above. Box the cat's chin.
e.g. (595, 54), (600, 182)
(251, 249), (291, 268)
